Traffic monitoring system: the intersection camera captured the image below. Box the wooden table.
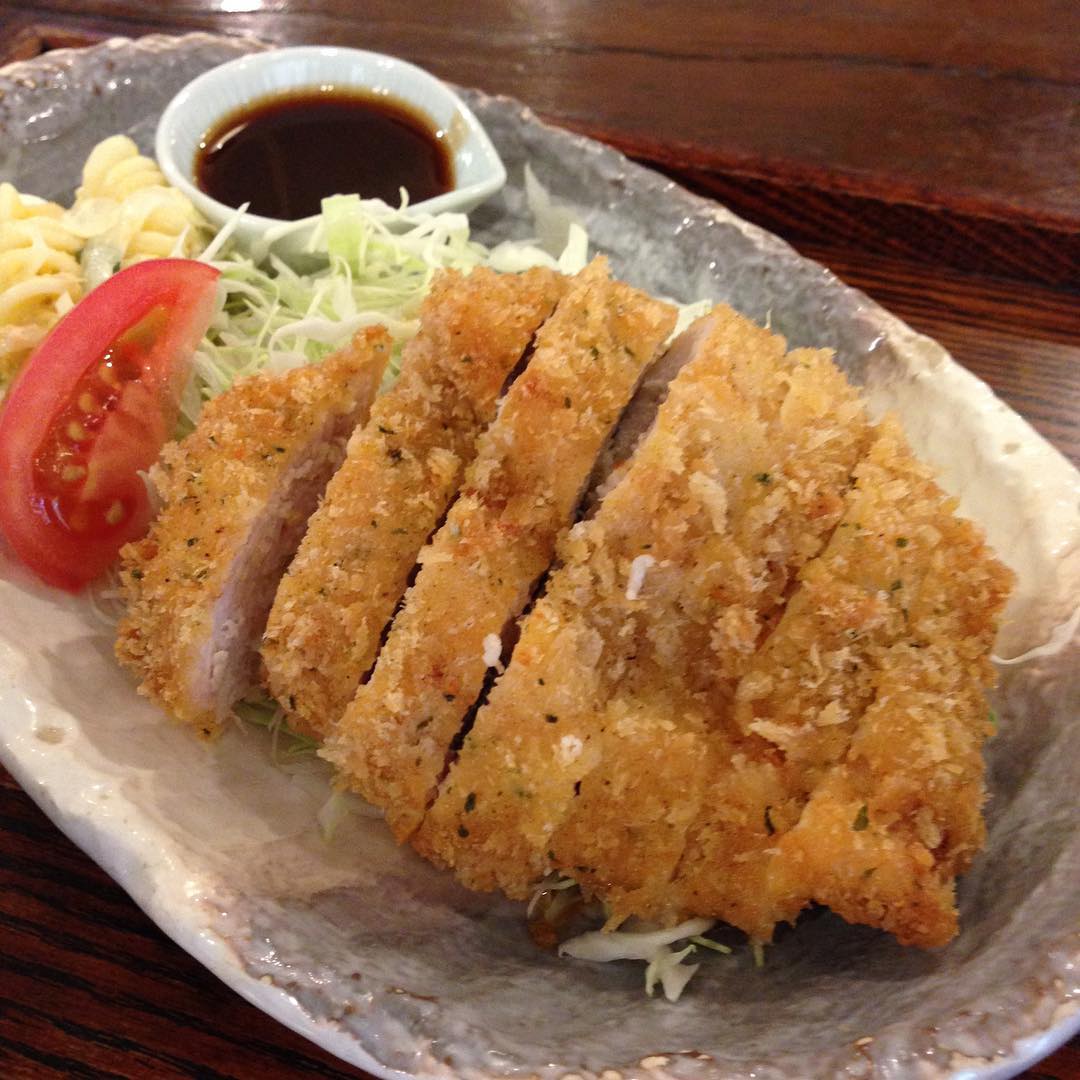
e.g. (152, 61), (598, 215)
(0, 4), (1077, 1078)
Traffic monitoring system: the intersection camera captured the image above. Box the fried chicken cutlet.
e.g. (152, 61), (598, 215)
(115, 329), (390, 734)
(322, 257), (677, 840)
(262, 267), (566, 737)
(113, 261), (1015, 957)
(415, 307), (873, 917)
(668, 417), (1014, 946)
(417, 309), (1012, 949)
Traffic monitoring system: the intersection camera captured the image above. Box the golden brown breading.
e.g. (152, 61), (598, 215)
(415, 308), (873, 918)
(766, 643), (990, 948)
(115, 329), (390, 735)
(262, 267), (566, 737)
(113, 265), (1014, 954)
(321, 257), (677, 841)
(416, 309), (1012, 950)
(669, 417), (1014, 947)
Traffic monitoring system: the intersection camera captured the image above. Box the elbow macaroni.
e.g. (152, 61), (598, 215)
(77, 134), (170, 201)
(0, 136), (208, 392)
(0, 184), (84, 385)
(73, 135), (207, 264)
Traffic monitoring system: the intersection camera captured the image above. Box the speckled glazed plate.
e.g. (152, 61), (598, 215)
(1, 33), (1077, 1080)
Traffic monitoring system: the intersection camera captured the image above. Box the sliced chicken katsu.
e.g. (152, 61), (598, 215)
(262, 267), (566, 737)
(583, 310), (716, 514)
(322, 258), (677, 840)
(415, 307), (873, 915)
(115, 329), (390, 735)
(669, 417), (1014, 946)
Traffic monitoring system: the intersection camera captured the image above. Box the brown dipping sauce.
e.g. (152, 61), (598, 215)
(195, 88), (455, 220)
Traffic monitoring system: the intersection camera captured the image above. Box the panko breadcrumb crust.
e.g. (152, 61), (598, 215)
(723, 418), (1015, 947)
(415, 308), (1013, 949)
(262, 267), (566, 738)
(114, 329), (390, 735)
(115, 271), (1014, 953)
(322, 257), (677, 841)
(416, 308), (870, 904)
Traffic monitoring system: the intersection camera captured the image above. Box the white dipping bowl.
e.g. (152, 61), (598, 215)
(155, 46), (506, 257)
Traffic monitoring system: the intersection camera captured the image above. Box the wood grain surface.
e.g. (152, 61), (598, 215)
(0, 4), (1077, 1078)
(2, 2), (1079, 226)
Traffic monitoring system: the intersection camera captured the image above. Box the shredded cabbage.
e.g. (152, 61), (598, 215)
(559, 916), (719, 1003)
(526, 872), (581, 918)
(751, 939), (767, 968)
(645, 942), (700, 1002)
(316, 787), (353, 842)
(689, 934), (733, 954)
(559, 917), (716, 962)
(183, 177), (709, 430)
(555, 905), (760, 1000)
(183, 188), (590, 427)
(232, 695), (318, 762)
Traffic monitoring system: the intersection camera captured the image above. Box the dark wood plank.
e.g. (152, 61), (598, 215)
(0, 767), (369, 1079)
(0, 0), (1078, 234)
(1040, 1041), (1080, 1080)
(0, 21), (102, 64)
(2, 3), (1077, 292)
(791, 244), (1080, 466)
(667, 168), (1079, 290)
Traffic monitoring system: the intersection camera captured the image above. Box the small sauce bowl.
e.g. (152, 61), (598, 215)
(155, 46), (506, 258)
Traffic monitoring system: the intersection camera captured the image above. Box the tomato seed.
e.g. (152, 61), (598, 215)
(67, 421), (87, 442)
(99, 363), (120, 388)
(77, 392), (96, 413)
(61, 465), (87, 482)
(104, 501), (124, 526)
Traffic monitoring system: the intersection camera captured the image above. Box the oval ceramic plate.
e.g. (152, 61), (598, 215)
(0, 33), (1078, 1080)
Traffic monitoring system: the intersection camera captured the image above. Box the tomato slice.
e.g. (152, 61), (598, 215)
(0, 259), (220, 591)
